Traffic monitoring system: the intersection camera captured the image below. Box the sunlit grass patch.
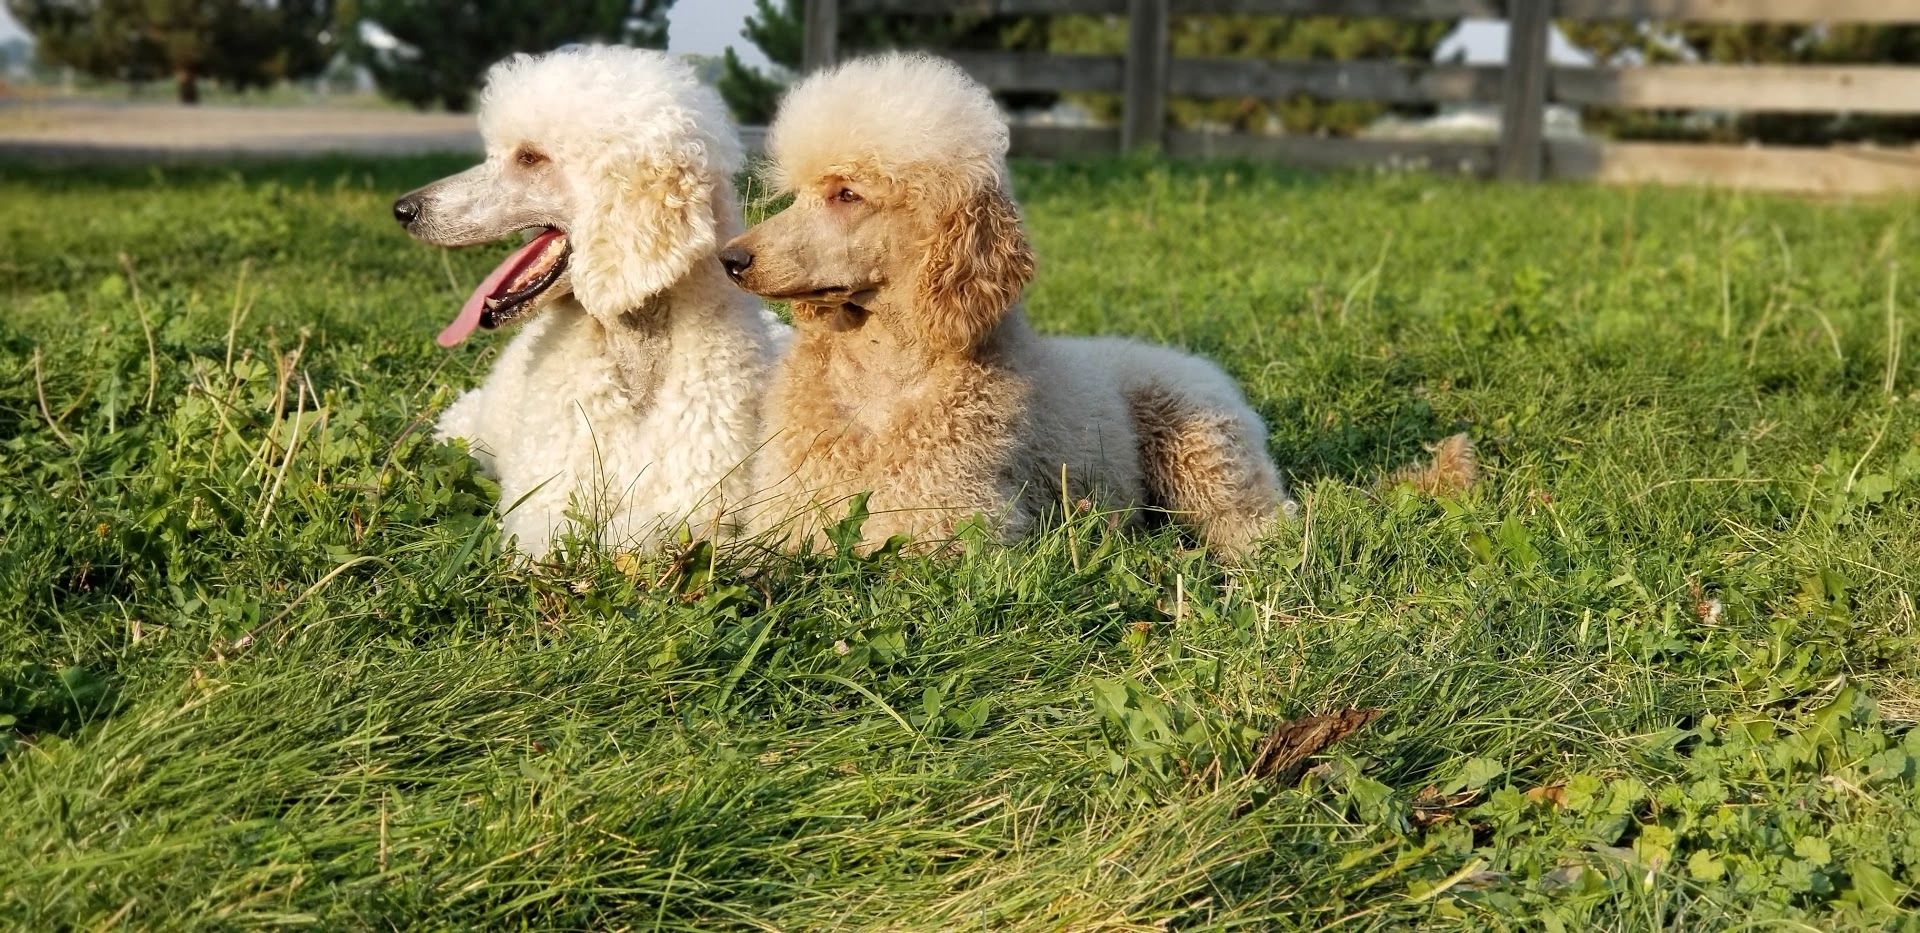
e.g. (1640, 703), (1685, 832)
(2, 156), (1917, 928)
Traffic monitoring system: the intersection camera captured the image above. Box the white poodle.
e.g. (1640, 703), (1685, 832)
(723, 53), (1290, 555)
(394, 46), (781, 555)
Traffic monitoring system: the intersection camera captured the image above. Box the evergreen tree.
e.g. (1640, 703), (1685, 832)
(715, 2), (1054, 123)
(347, 0), (673, 111)
(717, 0), (798, 125)
(9, 0), (335, 103)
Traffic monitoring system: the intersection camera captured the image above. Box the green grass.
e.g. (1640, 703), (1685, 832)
(3, 155), (1918, 929)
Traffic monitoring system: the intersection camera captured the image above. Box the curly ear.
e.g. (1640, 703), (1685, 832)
(569, 134), (717, 319)
(915, 185), (1035, 353)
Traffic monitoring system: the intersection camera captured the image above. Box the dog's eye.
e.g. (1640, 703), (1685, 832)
(515, 148), (548, 167)
(833, 187), (863, 204)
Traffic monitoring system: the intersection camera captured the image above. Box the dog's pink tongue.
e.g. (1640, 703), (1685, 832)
(437, 230), (562, 348)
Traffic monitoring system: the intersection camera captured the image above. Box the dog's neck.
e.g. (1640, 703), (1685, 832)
(587, 259), (747, 403)
(599, 296), (671, 403)
(794, 292), (1029, 406)
(588, 191), (757, 403)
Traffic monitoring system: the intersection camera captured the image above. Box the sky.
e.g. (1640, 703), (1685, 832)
(668, 0), (770, 68)
(1, 5), (1579, 67)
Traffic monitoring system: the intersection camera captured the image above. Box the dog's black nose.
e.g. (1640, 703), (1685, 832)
(719, 246), (753, 279)
(392, 196), (420, 226)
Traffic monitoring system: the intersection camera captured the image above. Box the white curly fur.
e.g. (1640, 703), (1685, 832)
(479, 48), (743, 315)
(433, 46), (782, 555)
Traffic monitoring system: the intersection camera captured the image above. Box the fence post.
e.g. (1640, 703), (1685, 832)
(1122, 0), (1170, 153)
(1496, 0), (1550, 181)
(803, 0), (839, 74)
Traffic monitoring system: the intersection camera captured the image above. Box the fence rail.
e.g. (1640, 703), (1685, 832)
(812, 0), (1920, 192)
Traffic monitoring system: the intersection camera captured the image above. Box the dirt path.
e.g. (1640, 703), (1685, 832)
(0, 100), (481, 162)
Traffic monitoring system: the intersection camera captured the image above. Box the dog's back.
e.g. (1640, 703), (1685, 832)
(1042, 335), (1289, 554)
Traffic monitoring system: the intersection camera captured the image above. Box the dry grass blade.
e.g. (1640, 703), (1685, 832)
(31, 347), (74, 449)
(118, 252), (160, 412)
(1249, 708), (1382, 784)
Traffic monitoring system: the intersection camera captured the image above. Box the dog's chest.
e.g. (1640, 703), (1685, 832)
(471, 314), (752, 522)
(775, 351), (1026, 484)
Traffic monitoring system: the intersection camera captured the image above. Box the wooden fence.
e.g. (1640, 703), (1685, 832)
(800, 0), (1920, 194)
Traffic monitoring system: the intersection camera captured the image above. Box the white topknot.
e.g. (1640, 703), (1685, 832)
(477, 45), (742, 178)
(767, 52), (1009, 194)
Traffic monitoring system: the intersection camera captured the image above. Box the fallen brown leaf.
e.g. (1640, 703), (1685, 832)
(1523, 783), (1568, 808)
(1411, 784), (1481, 827)
(1249, 707), (1383, 784)
(1380, 433), (1478, 496)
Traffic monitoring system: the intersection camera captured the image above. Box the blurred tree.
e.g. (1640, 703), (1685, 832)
(715, 2), (1054, 123)
(679, 52), (726, 87)
(1558, 21), (1920, 144)
(8, 0), (336, 103)
(717, 0), (798, 125)
(344, 0), (673, 111)
(1049, 14), (1451, 136)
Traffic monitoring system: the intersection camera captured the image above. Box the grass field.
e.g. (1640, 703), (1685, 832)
(3, 156), (1918, 929)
